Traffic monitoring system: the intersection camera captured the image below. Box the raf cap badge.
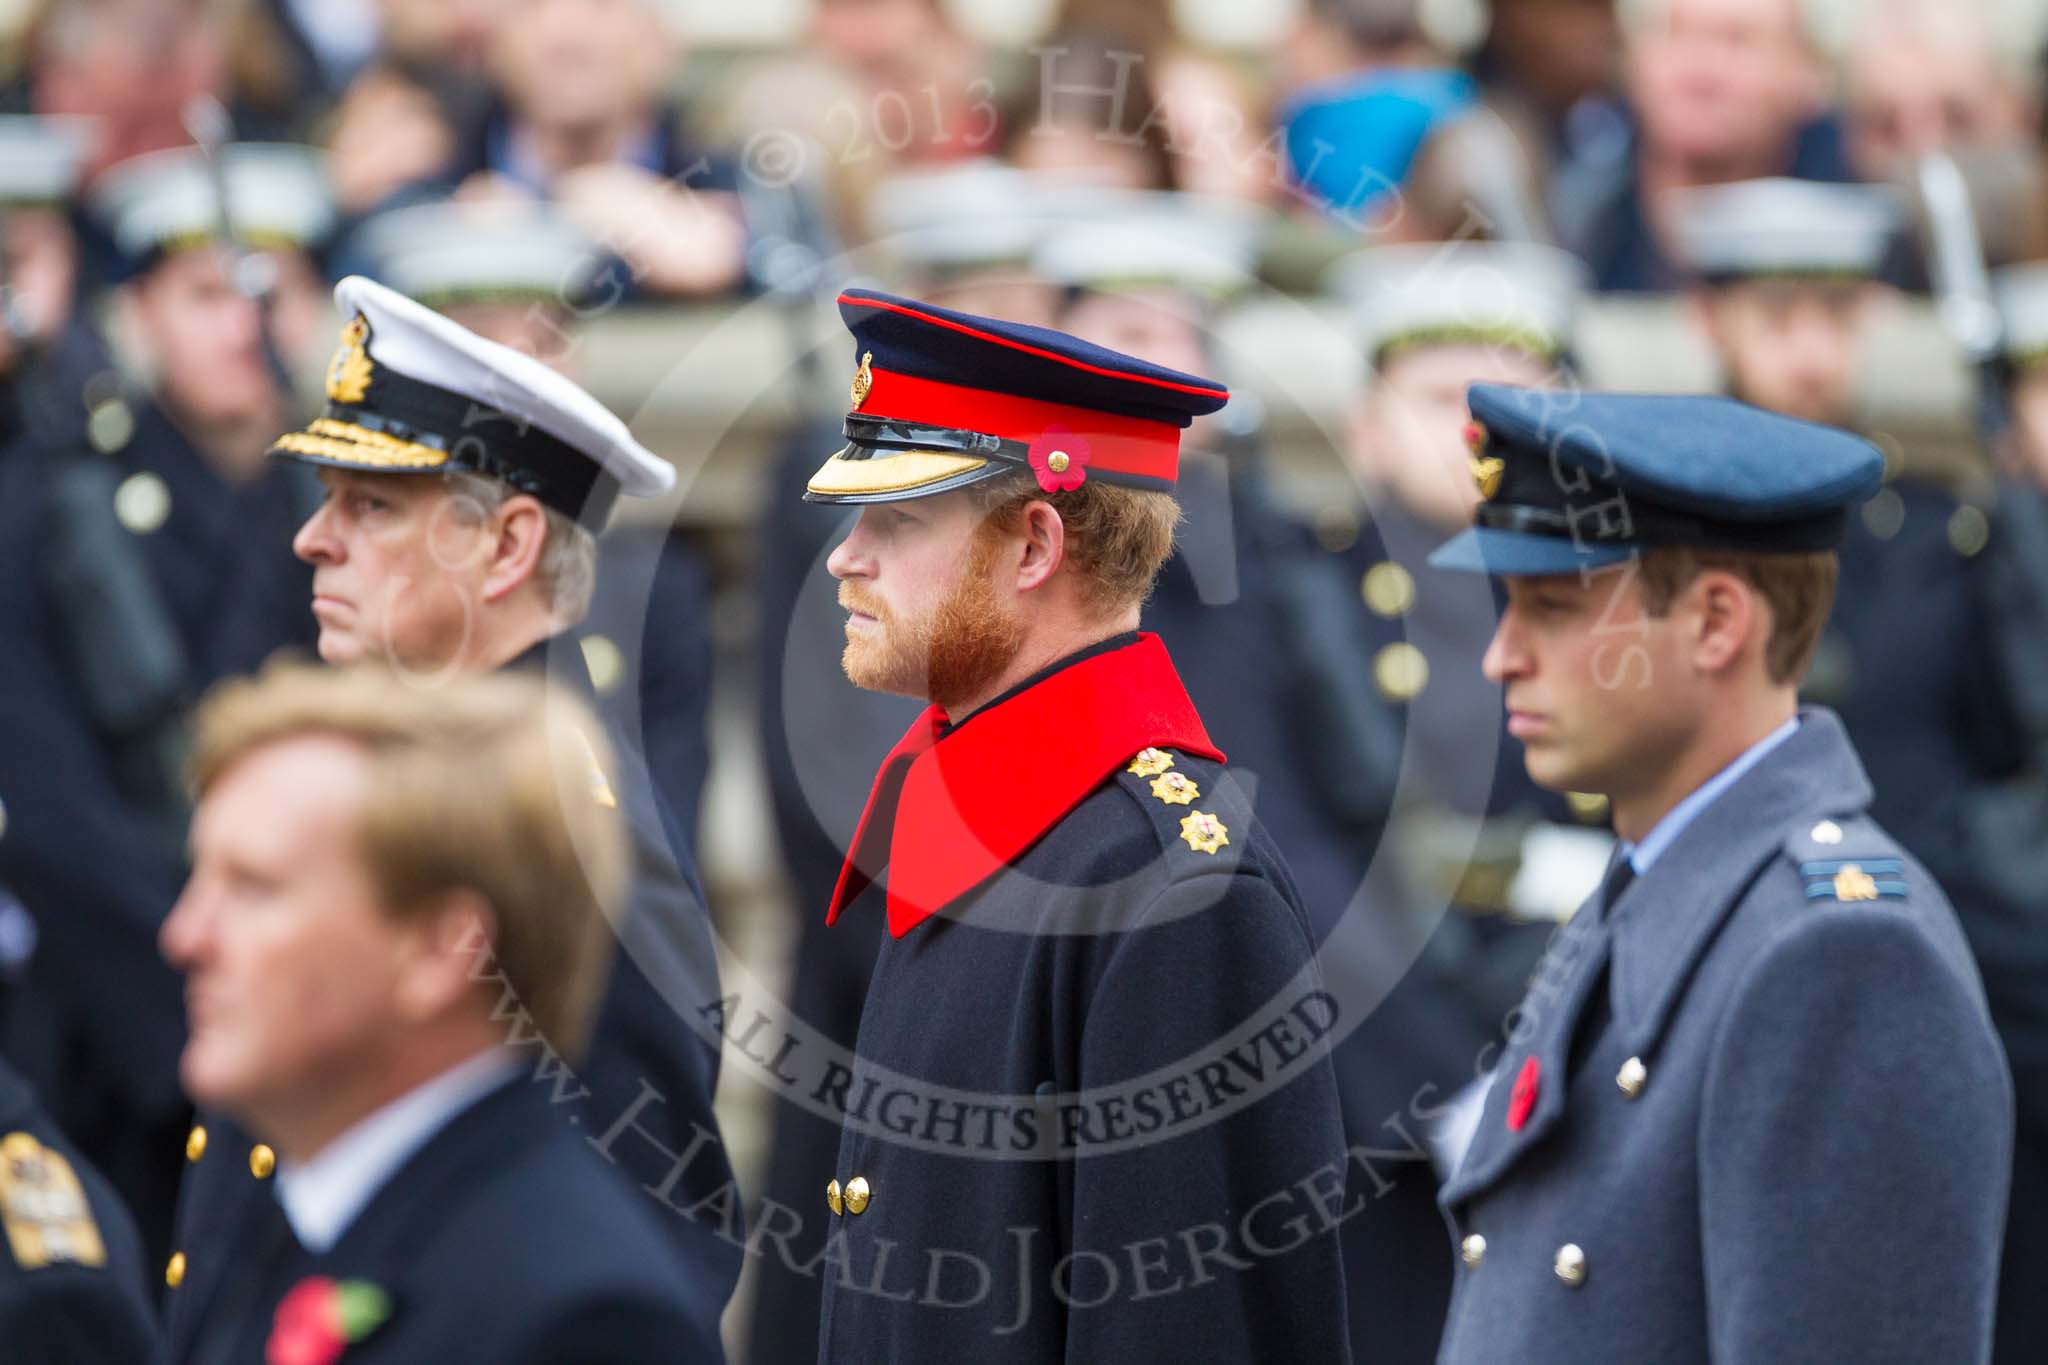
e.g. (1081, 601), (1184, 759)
(1465, 420), (1503, 500)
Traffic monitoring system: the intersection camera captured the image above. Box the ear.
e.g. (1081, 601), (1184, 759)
(1687, 568), (1761, 677)
(480, 494), (552, 605)
(1344, 391), (1382, 484)
(1013, 500), (1066, 595)
(392, 888), (496, 1024)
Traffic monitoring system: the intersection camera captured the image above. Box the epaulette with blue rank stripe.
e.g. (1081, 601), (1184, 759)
(1784, 815), (1912, 904)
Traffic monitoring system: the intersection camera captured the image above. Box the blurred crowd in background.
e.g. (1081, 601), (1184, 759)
(5, 0), (2048, 1361)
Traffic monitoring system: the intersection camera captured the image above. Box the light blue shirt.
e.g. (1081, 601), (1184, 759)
(1622, 716), (1800, 874)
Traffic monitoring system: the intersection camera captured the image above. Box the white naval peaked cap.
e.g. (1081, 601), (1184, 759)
(0, 116), (96, 206)
(1995, 261), (2048, 365)
(1672, 177), (1901, 283)
(91, 143), (334, 266)
(268, 275), (673, 522)
(1325, 240), (1590, 363)
(351, 199), (605, 306)
(1029, 191), (1268, 299)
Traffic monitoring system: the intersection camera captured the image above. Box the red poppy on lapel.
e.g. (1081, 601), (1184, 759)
(1506, 1056), (1540, 1132)
(266, 1276), (391, 1365)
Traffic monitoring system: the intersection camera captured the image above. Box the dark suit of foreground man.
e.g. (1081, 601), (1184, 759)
(1431, 385), (2012, 1363)
(800, 289), (1350, 1362)
(157, 665), (704, 1363)
(160, 277), (735, 1360)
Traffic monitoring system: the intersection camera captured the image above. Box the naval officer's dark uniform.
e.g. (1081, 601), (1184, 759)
(0, 1054), (157, 1361)
(1429, 384), (2013, 1363)
(159, 275), (739, 1361)
(800, 289), (1352, 1363)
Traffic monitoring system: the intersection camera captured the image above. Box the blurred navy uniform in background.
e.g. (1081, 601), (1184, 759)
(0, 142), (330, 1262)
(0, 117), (108, 465)
(1431, 386), (2012, 1363)
(803, 289), (1351, 1362)
(162, 275), (738, 1360)
(0, 1053), (157, 1362)
(1324, 242), (1617, 1031)
(1674, 176), (2023, 889)
(1969, 261), (2048, 1365)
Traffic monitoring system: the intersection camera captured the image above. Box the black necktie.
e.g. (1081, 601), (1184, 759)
(1594, 851), (1637, 922)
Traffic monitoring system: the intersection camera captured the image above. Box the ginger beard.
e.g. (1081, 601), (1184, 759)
(838, 525), (1026, 711)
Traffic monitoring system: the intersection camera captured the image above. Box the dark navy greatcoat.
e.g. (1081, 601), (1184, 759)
(814, 634), (1351, 1364)
(0, 1055), (157, 1362)
(161, 635), (738, 1363)
(163, 1070), (714, 1364)
(1436, 709), (2012, 1364)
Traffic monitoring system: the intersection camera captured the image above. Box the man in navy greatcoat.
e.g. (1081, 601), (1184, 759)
(159, 275), (738, 1361)
(801, 288), (1351, 1362)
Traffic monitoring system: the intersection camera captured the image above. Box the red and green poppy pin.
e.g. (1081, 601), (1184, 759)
(266, 1276), (392, 1365)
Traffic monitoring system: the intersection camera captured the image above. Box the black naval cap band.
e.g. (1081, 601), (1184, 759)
(328, 363), (616, 523)
(1472, 499), (1849, 555)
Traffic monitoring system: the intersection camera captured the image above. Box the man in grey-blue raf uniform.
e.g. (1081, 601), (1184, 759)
(1430, 383), (2012, 1363)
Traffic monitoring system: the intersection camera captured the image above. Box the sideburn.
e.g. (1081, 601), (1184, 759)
(923, 526), (1028, 713)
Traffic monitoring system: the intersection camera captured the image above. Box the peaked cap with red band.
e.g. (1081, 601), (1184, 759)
(805, 287), (1230, 504)
(825, 634), (1222, 937)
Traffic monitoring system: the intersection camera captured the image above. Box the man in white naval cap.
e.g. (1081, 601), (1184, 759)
(159, 276), (740, 1363)
(342, 195), (719, 841)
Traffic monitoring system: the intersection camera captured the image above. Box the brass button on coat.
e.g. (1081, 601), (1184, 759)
(826, 1179), (843, 1216)
(1616, 1057), (1648, 1099)
(185, 1125), (207, 1162)
(249, 1144), (276, 1179)
(165, 1251), (186, 1288)
(1555, 1243), (1587, 1287)
(1461, 1234), (1487, 1268)
(844, 1175), (872, 1215)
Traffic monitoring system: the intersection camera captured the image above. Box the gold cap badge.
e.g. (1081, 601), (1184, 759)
(1470, 456), (1504, 500)
(850, 351), (874, 411)
(326, 314), (374, 404)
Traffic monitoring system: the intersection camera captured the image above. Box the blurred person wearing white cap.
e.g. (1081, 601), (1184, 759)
(1964, 258), (2048, 1365)
(0, 141), (335, 1263)
(1326, 240), (1614, 1106)
(1048, 204), (1498, 1365)
(1674, 174), (2024, 1059)
(156, 274), (741, 1360)
(0, 115), (102, 458)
